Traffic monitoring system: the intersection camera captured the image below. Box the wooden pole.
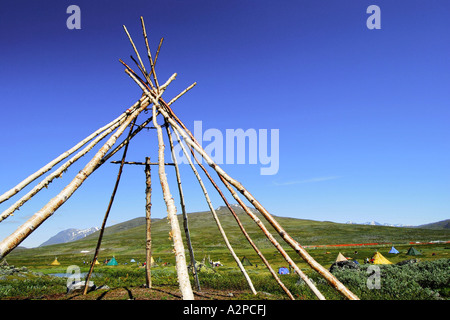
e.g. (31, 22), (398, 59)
(0, 113), (129, 223)
(124, 67), (257, 295)
(153, 101), (360, 300)
(122, 25), (156, 92)
(111, 157), (184, 289)
(140, 16), (160, 91)
(0, 99), (150, 260)
(170, 126), (257, 295)
(98, 115), (154, 168)
(219, 175), (324, 300)
(83, 117), (137, 295)
(154, 38), (164, 67)
(120, 28), (356, 299)
(165, 124), (201, 292)
(97, 81), (194, 170)
(144, 157), (152, 288)
(111, 161), (175, 166)
(152, 102), (194, 300)
(152, 100), (321, 299)
(177, 133), (296, 300)
(0, 97), (145, 205)
(167, 83), (196, 106)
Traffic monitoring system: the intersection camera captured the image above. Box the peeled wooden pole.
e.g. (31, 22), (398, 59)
(95, 82), (192, 171)
(167, 82), (196, 106)
(151, 103), (194, 300)
(83, 117), (137, 295)
(126, 70), (257, 295)
(124, 66), (193, 298)
(175, 130), (296, 300)
(0, 112), (129, 223)
(0, 97), (145, 205)
(218, 175), (324, 299)
(165, 124), (201, 292)
(0, 99), (150, 260)
(153, 101), (359, 301)
(155, 100), (323, 299)
(122, 44), (357, 299)
(123, 24), (155, 92)
(140, 16), (160, 91)
(144, 157), (152, 288)
(170, 126), (257, 296)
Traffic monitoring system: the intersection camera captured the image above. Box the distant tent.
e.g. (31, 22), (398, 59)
(278, 267), (289, 275)
(94, 259), (100, 265)
(241, 256), (253, 266)
(388, 246), (399, 254)
(407, 247), (421, 256)
(372, 252), (392, 264)
(130, 259), (136, 263)
(155, 257), (163, 263)
(50, 257), (60, 266)
(335, 252), (347, 262)
(106, 256), (118, 266)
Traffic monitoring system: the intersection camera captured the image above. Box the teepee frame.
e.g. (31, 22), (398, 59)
(0, 17), (359, 301)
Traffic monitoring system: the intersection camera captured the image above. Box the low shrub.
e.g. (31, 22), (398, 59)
(330, 258), (449, 300)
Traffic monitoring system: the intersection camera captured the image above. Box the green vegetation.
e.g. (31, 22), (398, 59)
(1, 258), (448, 300)
(331, 259), (450, 300)
(1, 207), (448, 300)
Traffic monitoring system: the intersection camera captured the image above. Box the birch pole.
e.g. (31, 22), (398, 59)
(0, 99), (150, 260)
(165, 124), (201, 292)
(123, 25), (155, 92)
(140, 16), (160, 91)
(156, 100), (322, 299)
(95, 82), (193, 171)
(118, 22), (355, 299)
(123, 70), (194, 299)
(144, 157), (152, 288)
(0, 97), (145, 205)
(153, 101), (359, 301)
(152, 103), (194, 300)
(176, 132), (296, 300)
(124, 68), (257, 295)
(218, 175), (324, 299)
(0, 112), (129, 223)
(170, 126), (257, 296)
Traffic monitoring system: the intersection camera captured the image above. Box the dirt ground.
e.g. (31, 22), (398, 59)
(8, 286), (271, 301)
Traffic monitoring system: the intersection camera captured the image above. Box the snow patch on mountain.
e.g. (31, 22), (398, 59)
(345, 221), (412, 227)
(39, 227), (99, 247)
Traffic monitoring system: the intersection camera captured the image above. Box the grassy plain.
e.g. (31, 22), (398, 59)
(1, 207), (449, 300)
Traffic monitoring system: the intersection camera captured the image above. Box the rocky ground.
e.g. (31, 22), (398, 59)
(0, 264), (44, 280)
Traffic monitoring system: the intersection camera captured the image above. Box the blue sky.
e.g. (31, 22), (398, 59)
(0, 1), (449, 248)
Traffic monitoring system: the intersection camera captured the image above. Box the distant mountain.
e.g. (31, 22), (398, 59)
(346, 219), (450, 229)
(92, 217), (149, 236)
(39, 227), (99, 247)
(345, 221), (413, 227)
(215, 204), (259, 215)
(10, 208), (448, 260)
(416, 219), (450, 230)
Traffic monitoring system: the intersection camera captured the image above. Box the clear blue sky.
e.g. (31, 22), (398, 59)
(0, 1), (449, 248)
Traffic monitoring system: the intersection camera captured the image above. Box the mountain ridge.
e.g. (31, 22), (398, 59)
(37, 205), (448, 251)
(39, 227), (99, 247)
